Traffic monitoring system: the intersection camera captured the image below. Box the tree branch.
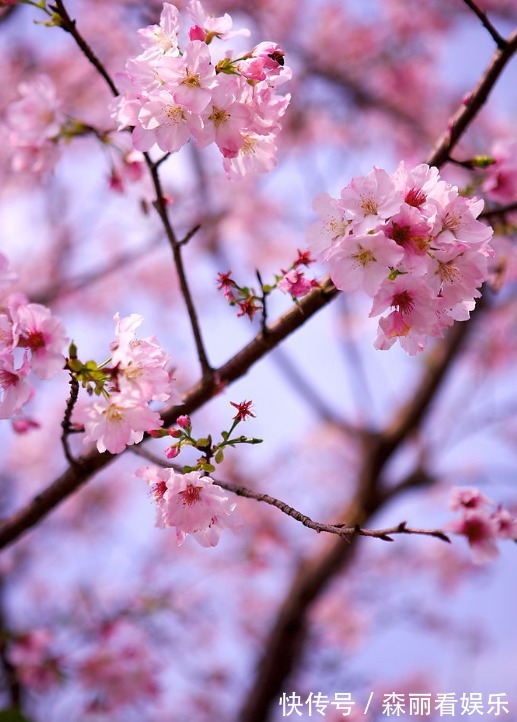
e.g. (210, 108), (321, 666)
(462, 0), (507, 49)
(0, 278), (339, 551)
(427, 27), (517, 168)
(130, 447), (450, 543)
(51, 0), (119, 97)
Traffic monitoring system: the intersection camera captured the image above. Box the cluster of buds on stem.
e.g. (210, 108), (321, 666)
(149, 400), (260, 474)
(217, 249), (318, 321)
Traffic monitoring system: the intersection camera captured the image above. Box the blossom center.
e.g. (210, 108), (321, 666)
(179, 484), (202, 507)
(209, 106), (230, 127)
(391, 290), (414, 314)
(405, 187), (426, 208)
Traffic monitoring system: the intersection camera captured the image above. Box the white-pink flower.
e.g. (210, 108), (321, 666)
(187, 0), (250, 41)
(0, 352), (32, 419)
(11, 302), (67, 380)
(83, 396), (163, 454)
(136, 466), (241, 546)
(110, 313), (179, 403)
(137, 2), (181, 55)
(158, 40), (215, 114)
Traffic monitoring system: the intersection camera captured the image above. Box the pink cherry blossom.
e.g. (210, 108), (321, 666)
(158, 40), (215, 114)
(309, 163), (493, 354)
(110, 313), (179, 403)
(339, 166), (403, 230)
(449, 487), (493, 512)
(136, 466), (242, 546)
(187, 0), (250, 41)
(328, 230), (403, 295)
(135, 89), (201, 152)
(492, 508), (517, 540)
(137, 2), (181, 56)
(306, 193), (351, 259)
(222, 133), (279, 180)
(6, 75), (65, 174)
(7, 629), (61, 692)
(83, 396), (163, 454)
(11, 302), (67, 380)
(0, 352), (32, 419)
(483, 139), (517, 204)
(278, 269), (316, 298)
(195, 76), (253, 157)
(448, 509), (500, 564)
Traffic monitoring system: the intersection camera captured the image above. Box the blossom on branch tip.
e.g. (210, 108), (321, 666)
(136, 466), (241, 546)
(230, 400), (255, 422)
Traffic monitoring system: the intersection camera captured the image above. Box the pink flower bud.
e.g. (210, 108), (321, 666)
(176, 415), (191, 429)
(165, 445), (180, 459)
(189, 24), (206, 42)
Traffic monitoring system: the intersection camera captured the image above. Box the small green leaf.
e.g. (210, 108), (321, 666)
(215, 449), (224, 464)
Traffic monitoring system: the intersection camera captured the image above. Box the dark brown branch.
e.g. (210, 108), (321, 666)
(51, 0), (119, 97)
(0, 278), (339, 551)
(462, 0), (507, 49)
(60, 372), (80, 468)
(427, 27), (517, 168)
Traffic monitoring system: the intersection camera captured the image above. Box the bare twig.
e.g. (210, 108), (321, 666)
(130, 447), (450, 544)
(51, 0), (119, 97)
(427, 27), (517, 168)
(61, 373), (81, 468)
(146, 156), (213, 378)
(462, 0), (507, 49)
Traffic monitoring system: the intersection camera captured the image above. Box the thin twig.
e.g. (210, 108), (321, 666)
(462, 0), (507, 49)
(146, 156), (213, 378)
(51, 0), (119, 97)
(61, 373), (81, 469)
(427, 27), (517, 168)
(130, 447), (450, 544)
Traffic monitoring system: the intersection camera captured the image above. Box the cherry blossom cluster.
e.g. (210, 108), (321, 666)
(136, 466), (241, 547)
(112, 1), (291, 180)
(307, 163), (494, 354)
(5, 74), (66, 174)
(217, 249), (318, 320)
(0, 252), (68, 422)
(448, 487), (517, 564)
(74, 313), (180, 454)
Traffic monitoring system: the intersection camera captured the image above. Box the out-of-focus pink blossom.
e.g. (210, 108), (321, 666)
(7, 629), (61, 692)
(483, 139), (517, 204)
(448, 509), (500, 564)
(6, 75), (65, 174)
(449, 486), (493, 512)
